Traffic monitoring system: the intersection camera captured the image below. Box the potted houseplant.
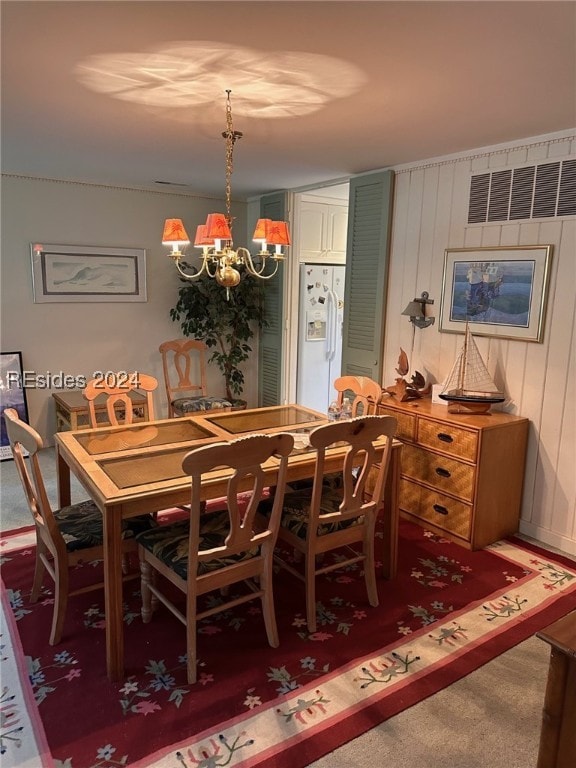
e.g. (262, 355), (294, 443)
(170, 272), (268, 407)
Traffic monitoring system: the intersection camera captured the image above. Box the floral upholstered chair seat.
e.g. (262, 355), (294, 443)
(56, 500), (156, 552)
(285, 471), (344, 493)
(260, 486), (362, 540)
(136, 511), (258, 580)
(172, 396), (232, 415)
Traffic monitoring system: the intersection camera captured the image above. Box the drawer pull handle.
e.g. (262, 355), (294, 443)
(435, 467), (451, 478)
(433, 504), (449, 516)
(437, 433), (453, 443)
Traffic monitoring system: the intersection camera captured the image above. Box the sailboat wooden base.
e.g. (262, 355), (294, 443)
(444, 397), (498, 415)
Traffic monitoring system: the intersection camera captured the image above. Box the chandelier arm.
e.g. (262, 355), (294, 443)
(243, 254), (280, 280)
(204, 255), (220, 278)
(175, 255), (219, 282)
(175, 260), (204, 282)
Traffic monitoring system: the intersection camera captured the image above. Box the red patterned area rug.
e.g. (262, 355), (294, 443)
(1, 518), (575, 768)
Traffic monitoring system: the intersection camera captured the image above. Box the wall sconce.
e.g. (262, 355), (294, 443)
(402, 291), (435, 329)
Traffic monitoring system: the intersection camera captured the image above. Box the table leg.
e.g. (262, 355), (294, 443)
(56, 446), (71, 507)
(103, 506), (124, 681)
(381, 444), (401, 579)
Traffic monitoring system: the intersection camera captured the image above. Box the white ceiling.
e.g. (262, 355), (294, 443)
(2, 1), (575, 200)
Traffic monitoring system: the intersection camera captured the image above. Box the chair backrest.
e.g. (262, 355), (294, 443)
(3, 408), (61, 551)
(182, 432), (294, 567)
(159, 339), (209, 416)
(82, 373), (157, 427)
(307, 415), (397, 531)
(333, 375), (383, 416)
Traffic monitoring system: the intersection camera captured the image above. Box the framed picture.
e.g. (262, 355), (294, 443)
(30, 243), (147, 303)
(0, 352), (29, 461)
(439, 245), (553, 342)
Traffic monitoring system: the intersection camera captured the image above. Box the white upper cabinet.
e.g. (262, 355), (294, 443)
(299, 198), (348, 264)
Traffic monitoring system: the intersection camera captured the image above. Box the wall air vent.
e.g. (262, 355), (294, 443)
(468, 159), (576, 223)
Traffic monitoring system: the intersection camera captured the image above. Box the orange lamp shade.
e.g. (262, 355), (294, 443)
(252, 218), (272, 242)
(267, 221), (291, 246)
(205, 213), (232, 241)
(194, 224), (214, 247)
(162, 218), (190, 245)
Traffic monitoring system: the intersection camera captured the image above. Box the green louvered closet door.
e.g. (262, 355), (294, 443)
(258, 174), (393, 405)
(258, 192), (287, 406)
(341, 171), (394, 382)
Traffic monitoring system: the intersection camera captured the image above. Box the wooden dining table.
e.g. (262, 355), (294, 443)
(55, 404), (401, 681)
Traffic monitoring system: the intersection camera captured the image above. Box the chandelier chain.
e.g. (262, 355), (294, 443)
(225, 91), (233, 225)
(223, 90), (242, 230)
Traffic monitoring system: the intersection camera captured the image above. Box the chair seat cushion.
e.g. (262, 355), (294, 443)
(287, 471), (344, 492)
(55, 500), (156, 552)
(259, 487), (362, 540)
(136, 511), (257, 580)
(172, 396), (232, 414)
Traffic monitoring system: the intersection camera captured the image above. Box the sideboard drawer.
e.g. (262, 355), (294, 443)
(378, 402), (416, 442)
(399, 478), (473, 540)
(417, 419), (478, 462)
(401, 444), (475, 502)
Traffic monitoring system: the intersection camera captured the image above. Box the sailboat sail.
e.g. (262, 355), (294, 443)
(441, 325), (503, 399)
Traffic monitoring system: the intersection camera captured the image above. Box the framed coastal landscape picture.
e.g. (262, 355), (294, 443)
(30, 243), (147, 303)
(439, 245), (553, 342)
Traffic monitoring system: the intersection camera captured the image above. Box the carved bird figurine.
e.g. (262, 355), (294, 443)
(386, 349), (431, 401)
(405, 370), (432, 399)
(395, 348), (409, 377)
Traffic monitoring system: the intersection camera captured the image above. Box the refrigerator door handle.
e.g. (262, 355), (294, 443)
(325, 290), (334, 361)
(327, 289), (338, 362)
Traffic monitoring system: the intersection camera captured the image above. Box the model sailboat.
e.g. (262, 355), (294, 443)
(439, 324), (505, 414)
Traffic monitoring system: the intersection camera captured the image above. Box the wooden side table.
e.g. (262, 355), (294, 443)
(536, 610), (576, 768)
(53, 390), (150, 431)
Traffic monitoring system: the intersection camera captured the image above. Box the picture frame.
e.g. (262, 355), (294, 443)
(439, 245), (553, 342)
(30, 243), (147, 303)
(0, 352), (29, 461)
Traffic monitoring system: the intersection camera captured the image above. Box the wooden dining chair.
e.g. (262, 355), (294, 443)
(82, 372), (158, 427)
(289, 375), (385, 495)
(3, 408), (156, 645)
(258, 415), (397, 633)
(333, 375), (383, 416)
(159, 338), (232, 418)
(136, 431), (294, 684)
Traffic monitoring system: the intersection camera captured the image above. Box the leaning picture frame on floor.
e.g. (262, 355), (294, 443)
(30, 243), (147, 303)
(0, 351), (29, 460)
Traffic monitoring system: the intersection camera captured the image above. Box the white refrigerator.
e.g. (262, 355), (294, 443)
(296, 263), (346, 414)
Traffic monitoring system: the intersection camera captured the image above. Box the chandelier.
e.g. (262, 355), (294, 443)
(162, 90), (290, 297)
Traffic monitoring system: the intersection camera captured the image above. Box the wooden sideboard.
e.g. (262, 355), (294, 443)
(376, 396), (529, 549)
(53, 390), (150, 431)
(536, 611), (576, 768)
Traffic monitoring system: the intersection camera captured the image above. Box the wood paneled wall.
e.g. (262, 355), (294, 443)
(385, 133), (575, 554)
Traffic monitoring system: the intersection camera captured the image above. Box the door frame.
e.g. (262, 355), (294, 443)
(285, 180), (350, 404)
